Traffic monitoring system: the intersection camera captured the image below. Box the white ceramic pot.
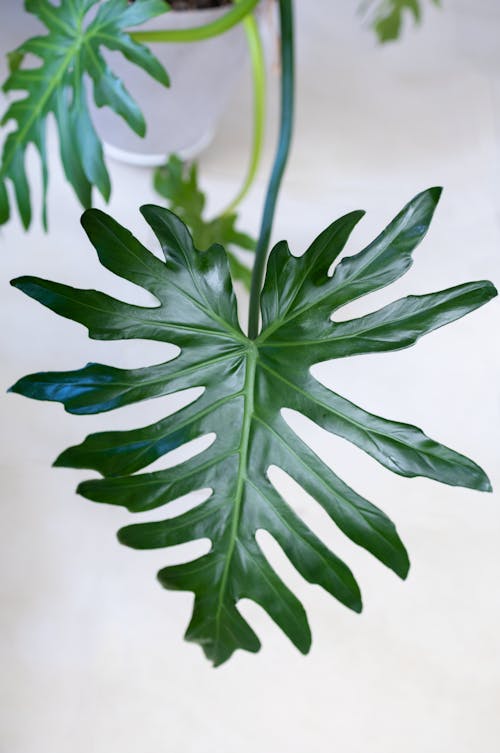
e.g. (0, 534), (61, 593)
(92, 5), (257, 166)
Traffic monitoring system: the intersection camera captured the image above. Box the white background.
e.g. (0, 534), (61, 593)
(1, 1), (500, 751)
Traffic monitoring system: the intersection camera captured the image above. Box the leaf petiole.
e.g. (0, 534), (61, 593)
(248, 0), (294, 338)
(129, 0), (261, 43)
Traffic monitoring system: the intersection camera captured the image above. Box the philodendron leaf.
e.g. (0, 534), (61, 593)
(10, 188), (496, 665)
(363, 0), (440, 43)
(0, 0), (170, 229)
(154, 155), (256, 288)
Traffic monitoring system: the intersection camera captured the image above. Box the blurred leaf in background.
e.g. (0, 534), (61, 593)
(0, 0), (169, 229)
(362, 0), (441, 43)
(155, 155), (256, 289)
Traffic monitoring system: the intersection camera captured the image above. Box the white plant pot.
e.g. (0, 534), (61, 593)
(91, 5), (256, 166)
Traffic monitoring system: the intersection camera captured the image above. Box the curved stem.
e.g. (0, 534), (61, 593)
(222, 11), (266, 216)
(130, 0), (260, 44)
(248, 0), (294, 339)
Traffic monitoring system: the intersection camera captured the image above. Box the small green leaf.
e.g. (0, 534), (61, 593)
(10, 189), (496, 665)
(155, 155), (256, 288)
(7, 49), (25, 75)
(0, 0), (170, 228)
(364, 0), (440, 43)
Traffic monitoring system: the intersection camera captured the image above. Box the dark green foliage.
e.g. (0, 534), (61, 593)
(10, 188), (496, 665)
(155, 155), (256, 288)
(0, 0), (169, 229)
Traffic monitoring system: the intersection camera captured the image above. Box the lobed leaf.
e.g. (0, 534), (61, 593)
(9, 188), (496, 665)
(0, 0), (170, 229)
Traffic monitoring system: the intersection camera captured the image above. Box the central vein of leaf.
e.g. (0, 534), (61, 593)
(214, 344), (257, 637)
(2, 37), (82, 174)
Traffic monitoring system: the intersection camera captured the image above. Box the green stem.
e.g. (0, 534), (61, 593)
(130, 0), (260, 43)
(248, 0), (294, 339)
(222, 11), (266, 216)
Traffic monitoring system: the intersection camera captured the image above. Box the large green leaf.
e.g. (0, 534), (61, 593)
(10, 188), (496, 665)
(0, 0), (169, 229)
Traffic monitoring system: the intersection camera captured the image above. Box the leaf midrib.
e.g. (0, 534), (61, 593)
(26, 280), (241, 341)
(74, 351), (243, 393)
(101, 389), (244, 476)
(213, 346), (257, 649)
(87, 212), (246, 344)
(1, 40), (80, 176)
(1, 8), (132, 182)
(257, 216), (415, 344)
(2, 1), (107, 173)
(257, 284), (482, 349)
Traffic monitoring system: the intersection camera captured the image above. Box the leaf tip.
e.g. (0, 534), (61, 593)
(297, 635), (312, 656)
(158, 67), (170, 88)
(116, 525), (139, 548)
(10, 275), (27, 291)
(462, 461), (493, 493)
(10, 374), (47, 402)
(348, 593), (363, 614)
(135, 118), (147, 139)
(76, 479), (98, 500)
(80, 207), (93, 225)
(478, 474), (493, 494)
(52, 450), (69, 469)
(483, 281), (498, 301)
(396, 554), (411, 581)
(410, 186), (443, 214)
(139, 203), (160, 220)
(10, 275), (46, 303)
(428, 185), (443, 204)
(6, 374), (32, 398)
(10, 275), (44, 299)
(80, 206), (106, 233)
(116, 527), (127, 546)
(211, 655), (229, 669)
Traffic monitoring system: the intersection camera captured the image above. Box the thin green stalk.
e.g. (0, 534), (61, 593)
(130, 0), (260, 43)
(248, 0), (294, 339)
(222, 11), (266, 216)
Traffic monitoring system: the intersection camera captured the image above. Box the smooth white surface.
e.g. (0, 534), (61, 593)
(102, 126), (215, 166)
(1, 2), (500, 752)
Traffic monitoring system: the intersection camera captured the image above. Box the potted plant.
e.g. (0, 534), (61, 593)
(90, 0), (272, 165)
(0, 1), (440, 248)
(0, 0), (268, 283)
(3, 0), (495, 667)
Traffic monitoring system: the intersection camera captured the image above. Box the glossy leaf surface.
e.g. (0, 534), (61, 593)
(0, 0), (169, 228)
(10, 188), (496, 665)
